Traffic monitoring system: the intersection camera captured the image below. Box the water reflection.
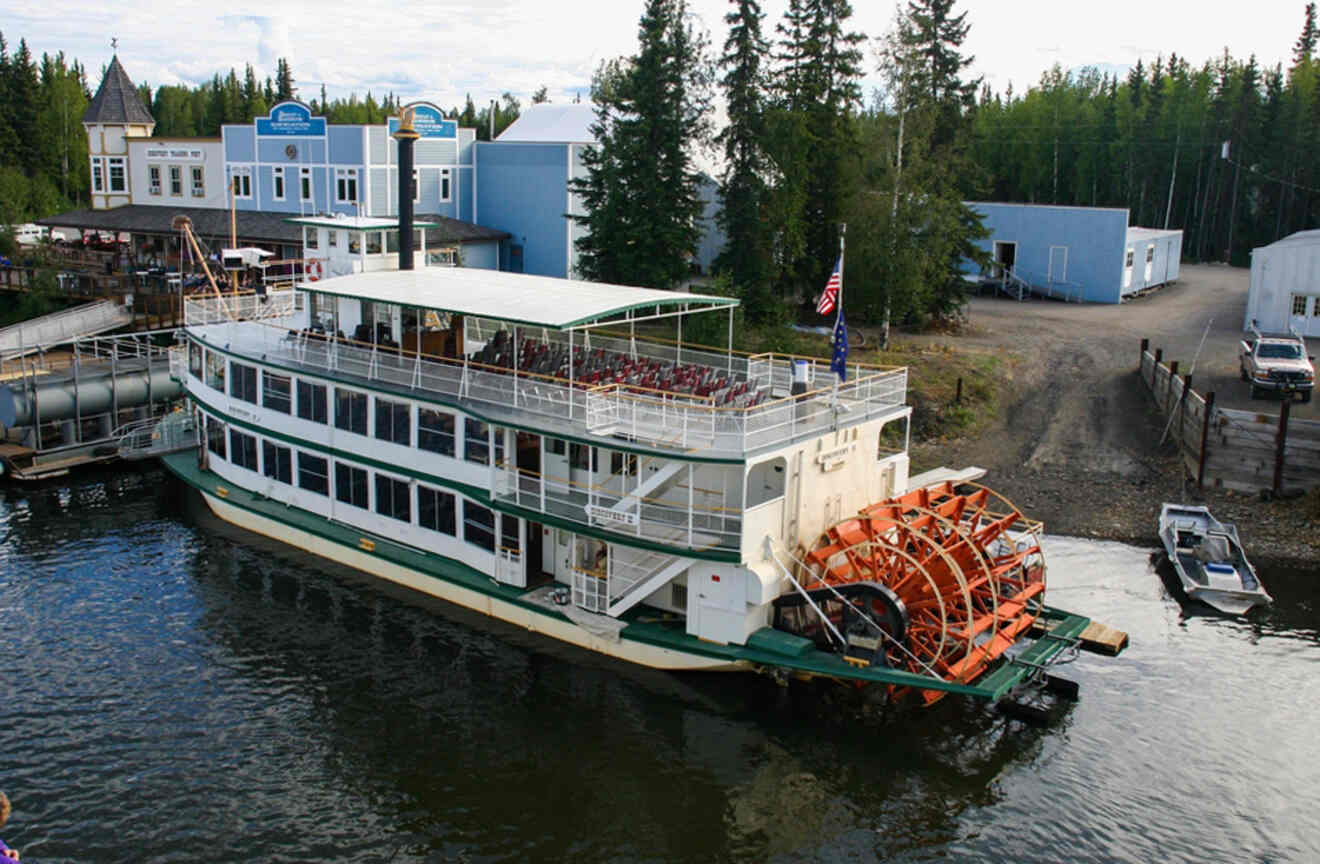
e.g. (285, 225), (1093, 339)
(2, 474), (1318, 863)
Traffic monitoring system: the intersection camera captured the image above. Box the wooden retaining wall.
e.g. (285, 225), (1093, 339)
(1140, 342), (1320, 493)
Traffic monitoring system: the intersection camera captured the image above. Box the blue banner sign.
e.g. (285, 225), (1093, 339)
(257, 102), (327, 137)
(388, 102), (457, 139)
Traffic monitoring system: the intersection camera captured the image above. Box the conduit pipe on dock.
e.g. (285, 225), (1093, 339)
(0, 364), (181, 427)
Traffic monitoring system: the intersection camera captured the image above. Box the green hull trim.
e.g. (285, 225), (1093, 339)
(160, 450), (1090, 699)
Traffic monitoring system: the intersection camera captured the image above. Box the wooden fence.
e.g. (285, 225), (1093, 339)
(1140, 340), (1320, 493)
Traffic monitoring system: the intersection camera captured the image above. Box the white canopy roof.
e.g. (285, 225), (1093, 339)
(302, 267), (737, 330)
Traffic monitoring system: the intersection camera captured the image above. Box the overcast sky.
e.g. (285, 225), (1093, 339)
(6, 0), (1310, 109)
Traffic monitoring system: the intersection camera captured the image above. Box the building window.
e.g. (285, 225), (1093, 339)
(335, 168), (358, 204)
(440, 168), (451, 202)
(189, 341), (202, 378)
(300, 167), (312, 202)
(108, 157), (126, 193)
(463, 501), (495, 552)
(413, 168), (421, 203)
(418, 409), (456, 457)
(375, 473), (411, 522)
(229, 362), (258, 404)
(191, 166), (205, 197)
(91, 159), (104, 193)
(1125, 250), (1134, 268)
(304, 227), (318, 250)
(205, 350), (226, 391)
(298, 452), (329, 495)
(148, 165), (161, 196)
(418, 484), (456, 535)
(335, 462), (369, 509)
(272, 166), (286, 201)
(230, 429), (259, 471)
(297, 380), (328, 424)
(262, 440), (292, 484)
(335, 388), (368, 435)
(206, 415), (226, 459)
(262, 372), (291, 414)
(231, 166), (252, 199)
(1145, 245), (1155, 264)
(328, 229), (338, 248)
(376, 398), (411, 446)
(169, 165), (183, 196)
(465, 418), (490, 465)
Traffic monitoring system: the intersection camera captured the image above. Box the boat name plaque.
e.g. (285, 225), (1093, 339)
(586, 505), (640, 527)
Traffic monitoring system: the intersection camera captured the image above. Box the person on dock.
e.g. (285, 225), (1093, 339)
(0, 791), (19, 860)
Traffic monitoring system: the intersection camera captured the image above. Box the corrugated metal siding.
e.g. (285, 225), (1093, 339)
(1246, 234), (1320, 335)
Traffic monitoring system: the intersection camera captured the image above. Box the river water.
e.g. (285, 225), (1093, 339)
(1, 468), (1316, 863)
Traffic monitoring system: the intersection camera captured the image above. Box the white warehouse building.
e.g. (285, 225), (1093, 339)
(1245, 230), (1320, 337)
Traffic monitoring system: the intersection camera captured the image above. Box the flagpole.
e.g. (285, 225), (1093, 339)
(832, 223), (846, 411)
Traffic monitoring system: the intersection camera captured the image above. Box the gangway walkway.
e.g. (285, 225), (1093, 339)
(0, 300), (132, 361)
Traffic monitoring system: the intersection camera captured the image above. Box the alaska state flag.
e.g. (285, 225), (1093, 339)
(830, 309), (849, 382)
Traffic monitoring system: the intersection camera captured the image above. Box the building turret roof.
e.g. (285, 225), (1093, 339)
(83, 56), (154, 125)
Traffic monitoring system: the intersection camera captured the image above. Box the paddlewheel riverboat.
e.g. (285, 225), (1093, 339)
(131, 113), (1124, 706)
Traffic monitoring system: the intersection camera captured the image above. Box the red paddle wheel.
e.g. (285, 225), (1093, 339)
(799, 482), (1046, 703)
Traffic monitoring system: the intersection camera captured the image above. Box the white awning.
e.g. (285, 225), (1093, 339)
(301, 268), (738, 330)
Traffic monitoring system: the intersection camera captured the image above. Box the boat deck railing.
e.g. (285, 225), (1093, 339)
(185, 294), (908, 457)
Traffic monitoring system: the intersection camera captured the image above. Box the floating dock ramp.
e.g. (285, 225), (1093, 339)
(0, 300), (133, 362)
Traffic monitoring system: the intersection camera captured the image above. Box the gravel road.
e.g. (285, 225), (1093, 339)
(905, 263), (1318, 566)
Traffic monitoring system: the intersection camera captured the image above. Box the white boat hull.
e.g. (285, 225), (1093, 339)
(199, 489), (745, 673)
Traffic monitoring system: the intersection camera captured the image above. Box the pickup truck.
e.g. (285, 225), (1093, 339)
(1239, 333), (1315, 402)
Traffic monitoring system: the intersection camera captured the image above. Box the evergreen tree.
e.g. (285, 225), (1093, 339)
(715, 0), (775, 317)
(572, 0), (712, 289)
(8, 39), (40, 174)
(769, 0), (865, 304)
(1295, 3), (1318, 65)
(531, 85), (550, 104)
(276, 57), (295, 102)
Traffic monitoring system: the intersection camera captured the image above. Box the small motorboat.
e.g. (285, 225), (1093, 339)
(1159, 503), (1272, 614)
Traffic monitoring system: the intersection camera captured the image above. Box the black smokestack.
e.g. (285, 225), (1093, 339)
(393, 109), (420, 271)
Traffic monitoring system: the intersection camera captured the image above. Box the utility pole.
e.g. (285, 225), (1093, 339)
(1225, 139), (1242, 264)
(1164, 128), (1180, 229)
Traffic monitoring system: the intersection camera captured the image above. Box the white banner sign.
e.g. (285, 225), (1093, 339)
(145, 147), (206, 161)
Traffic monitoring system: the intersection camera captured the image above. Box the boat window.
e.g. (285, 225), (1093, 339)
(205, 350), (226, 391)
(296, 381), (328, 424)
(375, 398), (411, 446)
(366, 232), (382, 255)
(746, 457), (787, 508)
(610, 451), (638, 477)
(262, 372), (292, 414)
(375, 474), (411, 522)
(229, 429), (258, 471)
(262, 440), (292, 484)
(335, 388), (368, 435)
(297, 452), (329, 496)
(335, 462), (369, 509)
(500, 515), (520, 553)
(465, 418), (490, 465)
(418, 484), (456, 536)
(189, 342), (202, 378)
(418, 409), (456, 457)
(206, 416), (226, 459)
(229, 363), (258, 405)
(569, 443), (596, 472)
(463, 501), (495, 552)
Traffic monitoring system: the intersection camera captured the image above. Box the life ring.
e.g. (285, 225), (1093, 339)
(306, 260), (322, 282)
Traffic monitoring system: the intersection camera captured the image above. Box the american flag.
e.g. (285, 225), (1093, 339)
(816, 255), (842, 316)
